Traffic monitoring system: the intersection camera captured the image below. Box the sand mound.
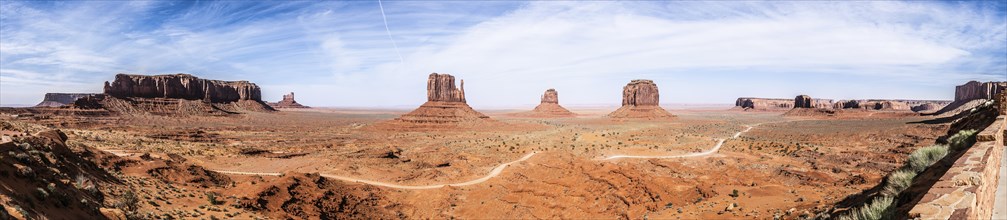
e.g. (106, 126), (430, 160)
(95, 96), (273, 116)
(783, 108), (919, 118)
(239, 173), (401, 219)
(146, 158), (233, 188)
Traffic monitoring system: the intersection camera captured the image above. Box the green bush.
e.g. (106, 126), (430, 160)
(881, 170), (917, 197)
(947, 129), (977, 150)
(839, 196), (894, 220)
(906, 145), (948, 173)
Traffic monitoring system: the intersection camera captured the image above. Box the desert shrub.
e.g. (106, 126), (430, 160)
(947, 129), (977, 150)
(839, 196), (894, 220)
(115, 191), (139, 213)
(206, 192), (223, 205)
(906, 145), (948, 173)
(881, 170), (917, 197)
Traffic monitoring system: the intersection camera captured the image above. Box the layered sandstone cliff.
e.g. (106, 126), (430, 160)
(35, 93), (98, 107)
(929, 81), (1006, 116)
(608, 80), (673, 118)
(268, 92), (309, 108)
(97, 73), (273, 115)
(393, 73), (491, 125)
(104, 73), (262, 102)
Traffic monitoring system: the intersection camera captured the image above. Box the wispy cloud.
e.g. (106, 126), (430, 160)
(1, 1), (1004, 107)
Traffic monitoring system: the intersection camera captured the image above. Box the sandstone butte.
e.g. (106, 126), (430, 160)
(517, 88), (576, 117)
(35, 93), (98, 107)
(268, 92), (310, 108)
(84, 73), (275, 114)
(394, 73), (490, 124)
(607, 79), (674, 118)
(794, 95), (813, 108)
(929, 81), (1007, 115)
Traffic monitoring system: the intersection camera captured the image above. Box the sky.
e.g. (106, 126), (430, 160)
(1, 1), (1005, 108)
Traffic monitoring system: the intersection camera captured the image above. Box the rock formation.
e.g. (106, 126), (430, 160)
(35, 93), (97, 107)
(104, 73), (261, 102)
(794, 95), (814, 108)
(608, 80), (673, 118)
(97, 73), (273, 115)
(931, 81), (1006, 116)
(735, 98), (794, 110)
(268, 92), (309, 108)
(516, 89), (575, 117)
(392, 73), (491, 125)
(955, 81), (1007, 102)
(833, 99), (950, 112)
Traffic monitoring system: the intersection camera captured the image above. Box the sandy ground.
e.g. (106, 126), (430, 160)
(2, 107), (948, 219)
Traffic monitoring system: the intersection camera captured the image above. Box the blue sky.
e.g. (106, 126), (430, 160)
(1, 1), (1005, 108)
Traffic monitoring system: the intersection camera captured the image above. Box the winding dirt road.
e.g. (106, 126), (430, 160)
(600, 123), (758, 160)
(160, 122), (775, 190)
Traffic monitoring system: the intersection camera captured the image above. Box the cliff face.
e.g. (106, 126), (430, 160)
(104, 73), (262, 103)
(794, 95), (813, 108)
(427, 73), (466, 103)
(35, 93), (98, 107)
(609, 80), (673, 118)
(541, 89), (559, 104)
(735, 98), (793, 110)
(955, 81), (1007, 102)
(621, 80), (660, 106)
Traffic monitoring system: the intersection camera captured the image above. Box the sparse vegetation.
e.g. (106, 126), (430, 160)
(881, 170), (916, 197)
(906, 145), (948, 173)
(839, 196), (893, 220)
(947, 129), (977, 150)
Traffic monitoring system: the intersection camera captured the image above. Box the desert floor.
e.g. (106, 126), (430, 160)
(40, 107), (947, 219)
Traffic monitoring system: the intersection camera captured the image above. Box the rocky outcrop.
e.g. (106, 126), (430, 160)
(794, 95), (813, 108)
(97, 73), (273, 115)
(835, 99), (951, 112)
(735, 98), (793, 110)
(541, 89), (559, 104)
(955, 81), (1007, 102)
(35, 93), (97, 107)
(608, 80), (673, 118)
(427, 73), (466, 103)
(268, 92), (309, 108)
(516, 89), (575, 117)
(390, 73), (492, 127)
(104, 73), (262, 102)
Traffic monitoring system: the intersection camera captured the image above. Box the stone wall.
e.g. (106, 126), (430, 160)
(909, 115), (1005, 219)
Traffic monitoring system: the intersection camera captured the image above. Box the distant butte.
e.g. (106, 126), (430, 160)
(268, 92), (309, 109)
(514, 89), (575, 118)
(607, 79), (674, 118)
(389, 73), (494, 126)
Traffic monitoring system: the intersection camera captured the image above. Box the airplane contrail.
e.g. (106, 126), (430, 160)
(378, 0), (405, 65)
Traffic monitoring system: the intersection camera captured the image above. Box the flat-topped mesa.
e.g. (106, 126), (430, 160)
(735, 98), (794, 110)
(268, 92), (309, 108)
(427, 73), (466, 103)
(794, 95), (813, 108)
(608, 79), (674, 118)
(955, 81), (1007, 102)
(393, 73), (490, 125)
(98, 73), (273, 115)
(35, 93), (99, 107)
(104, 73), (262, 102)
